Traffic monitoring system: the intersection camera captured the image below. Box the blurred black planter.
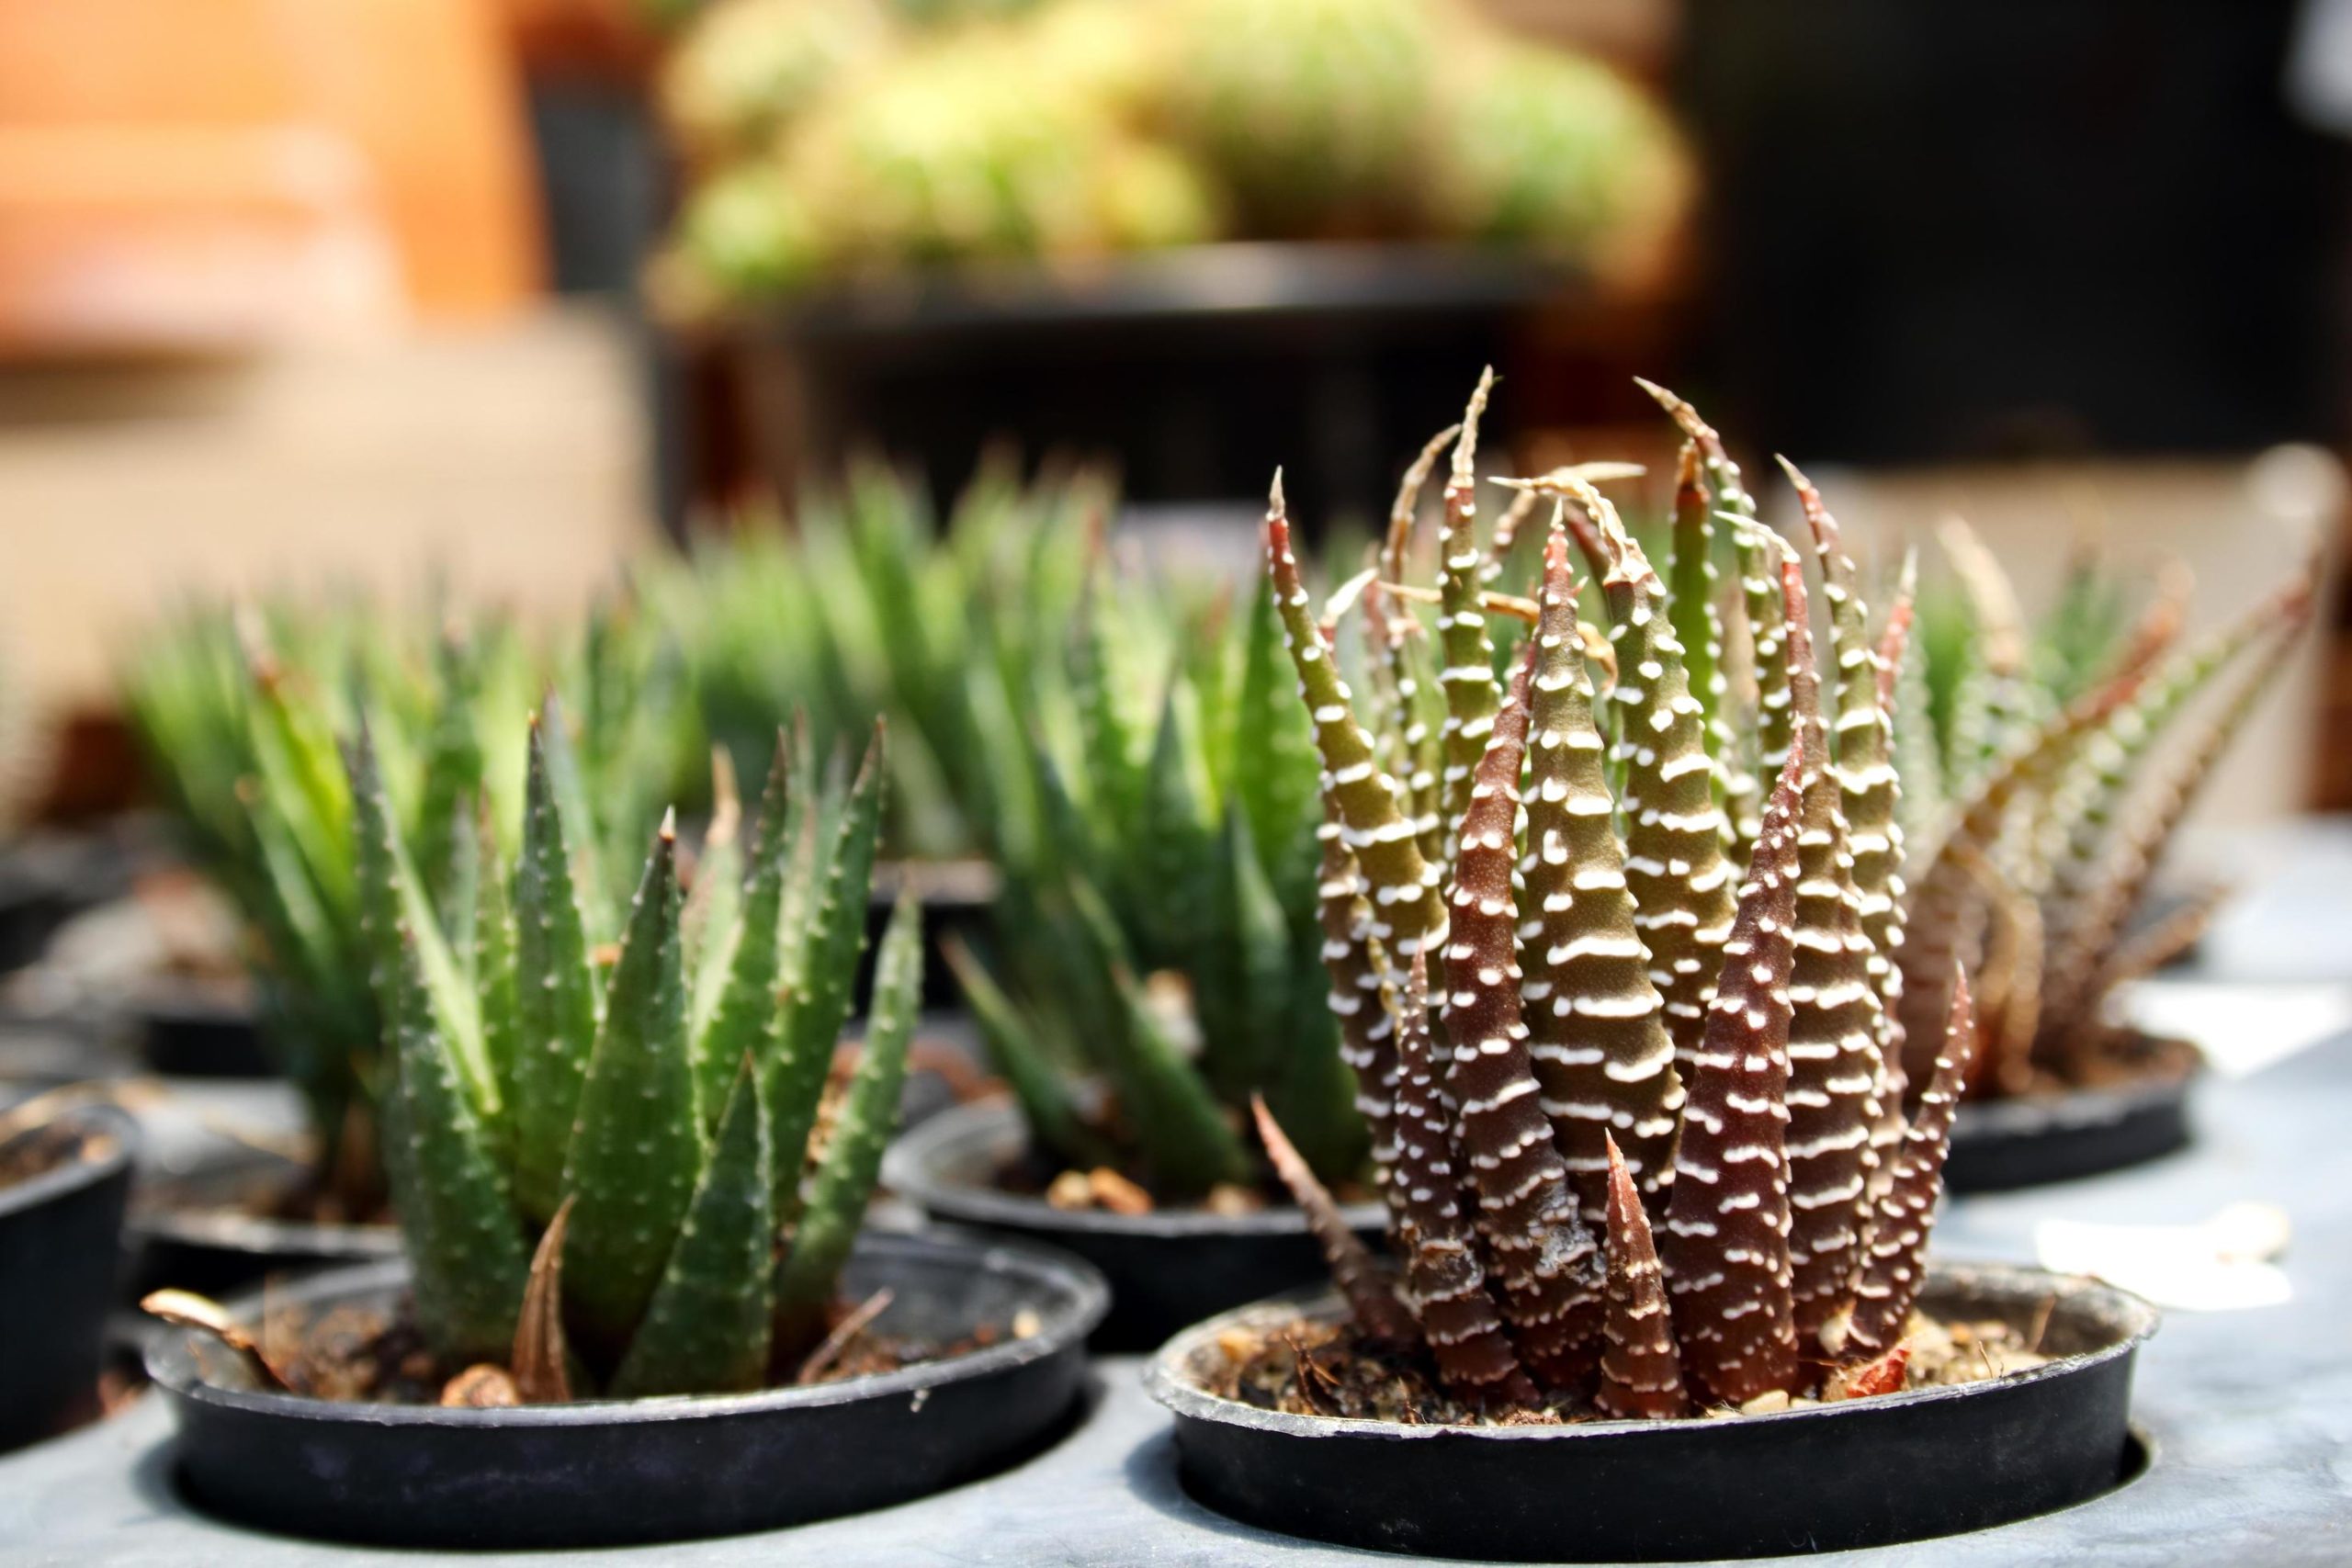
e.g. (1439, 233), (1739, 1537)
(885, 1098), (1380, 1353)
(0, 880), (72, 975)
(865, 861), (996, 1014)
(130, 982), (274, 1079)
(1149, 1263), (2157, 1562)
(0, 1101), (136, 1451)
(737, 243), (1581, 522)
(128, 1147), (398, 1301)
(1947, 1043), (2199, 1193)
(148, 1232), (1106, 1549)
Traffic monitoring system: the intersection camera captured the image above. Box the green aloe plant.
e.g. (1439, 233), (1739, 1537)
(355, 709), (920, 1393)
(650, 466), (1351, 1199)
(1890, 524), (2319, 1098)
(122, 599), (691, 1212)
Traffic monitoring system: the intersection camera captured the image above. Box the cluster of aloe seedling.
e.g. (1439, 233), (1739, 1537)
(1251, 376), (1975, 1413)
(651, 466), (1358, 1198)
(351, 704), (918, 1393)
(124, 601), (688, 1212)
(1890, 518), (2316, 1098)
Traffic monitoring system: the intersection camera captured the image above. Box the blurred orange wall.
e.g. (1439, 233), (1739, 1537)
(0, 0), (541, 316)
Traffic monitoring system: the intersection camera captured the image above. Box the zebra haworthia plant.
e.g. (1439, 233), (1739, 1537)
(354, 709), (920, 1397)
(1251, 380), (1977, 1415)
(1890, 513), (2319, 1099)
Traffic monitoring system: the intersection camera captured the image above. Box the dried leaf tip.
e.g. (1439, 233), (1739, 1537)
(1252, 1095), (1415, 1347)
(1268, 467), (1286, 517)
(1450, 367), (1497, 488)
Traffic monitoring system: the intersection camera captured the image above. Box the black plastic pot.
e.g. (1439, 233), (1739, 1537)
(130, 983), (274, 1079)
(0, 880), (73, 975)
(127, 1148), (400, 1301)
(0, 1101), (137, 1451)
(884, 1098), (1382, 1353)
(147, 1230), (1107, 1548)
(1149, 1262), (2157, 1562)
(1947, 1040), (2199, 1193)
(866, 861), (997, 1014)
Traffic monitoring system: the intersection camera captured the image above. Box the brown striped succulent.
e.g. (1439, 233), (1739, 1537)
(1253, 381), (1976, 1417)
(351, 709), (921, 1397)
(1893, 523), (2319, 1098)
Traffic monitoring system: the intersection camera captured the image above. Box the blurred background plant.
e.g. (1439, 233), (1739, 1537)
(650, 0), (1689, 312)
(646, 462), (1352, 1195)
(1895, 526), (2321, 1097)
(119, 599), (685, 1212)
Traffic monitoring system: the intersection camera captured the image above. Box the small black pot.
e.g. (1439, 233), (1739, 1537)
(1948, 1048), (2198, 1193)
(148, 1230), (1107, 1548)
(884, 1099), (1382, 1353)
(127, 1148), (400, 1301)
(0, 1100), (137, 1451)
(866, 861), (997, 1014)
(1149, 1263), (2156, 1562)
(131, 984), (274, 1079)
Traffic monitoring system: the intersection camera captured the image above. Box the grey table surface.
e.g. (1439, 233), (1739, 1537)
(5, 891), (2350, 1562)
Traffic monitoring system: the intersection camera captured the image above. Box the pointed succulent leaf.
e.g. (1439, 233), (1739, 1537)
(559, 817), (704, 1359)
(380, 928), (529, 1364)
(610, 1060), (775, 1398)
(1311, 790), (1405, 1192)
(1770, 546), (1890, 1338)
(774, 894), (921, 1357)
(1640, 379), (1789, 845)
(347, 719), (492, 1114)
(692, 740), (792, 1134)
(471, 802), (521, 1164)
(684, 750), (746, 1030)
(413, 635), (488, 929)
(1072, 879), (1254, 1198)
(1387, 951), (1538, 1408)
(769, 726), (886, 1215)
(1265, 490), (1447, 961)
(537, 690), (610, 927)
(1663, 741), (1804, 1406)
(1439, 640), (1603, 1386)
(1596, 1133), (1687, 1419)
(511, 716), (603, 1225)
(1518, 521), (1681, 1216)
(1556, 475), (1736, 1075)
(942, 937), (1110, 1170)
(1667, 439), (1730, 761)
(1232, 567), (1323, 918)
(1846, 967), (1976, 1359)
(1782, 459), (1909, 1021)
(1434, 371), (1505, 840)
(1252, 1096), (1413, 1345)
(2039, 606), (2310, 1051)
(1897, 660), (2145, 1066)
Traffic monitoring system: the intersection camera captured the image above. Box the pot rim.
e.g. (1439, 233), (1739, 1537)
(128, 1202), (402, 1258)
(1954, 1034), (2200, 1138)
(885, 1097), (1385, 1240)
(147, 1228), (1109, 1429)
(0, 1100), (138, 1221)
(1146, 1258), (2159, 1444)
